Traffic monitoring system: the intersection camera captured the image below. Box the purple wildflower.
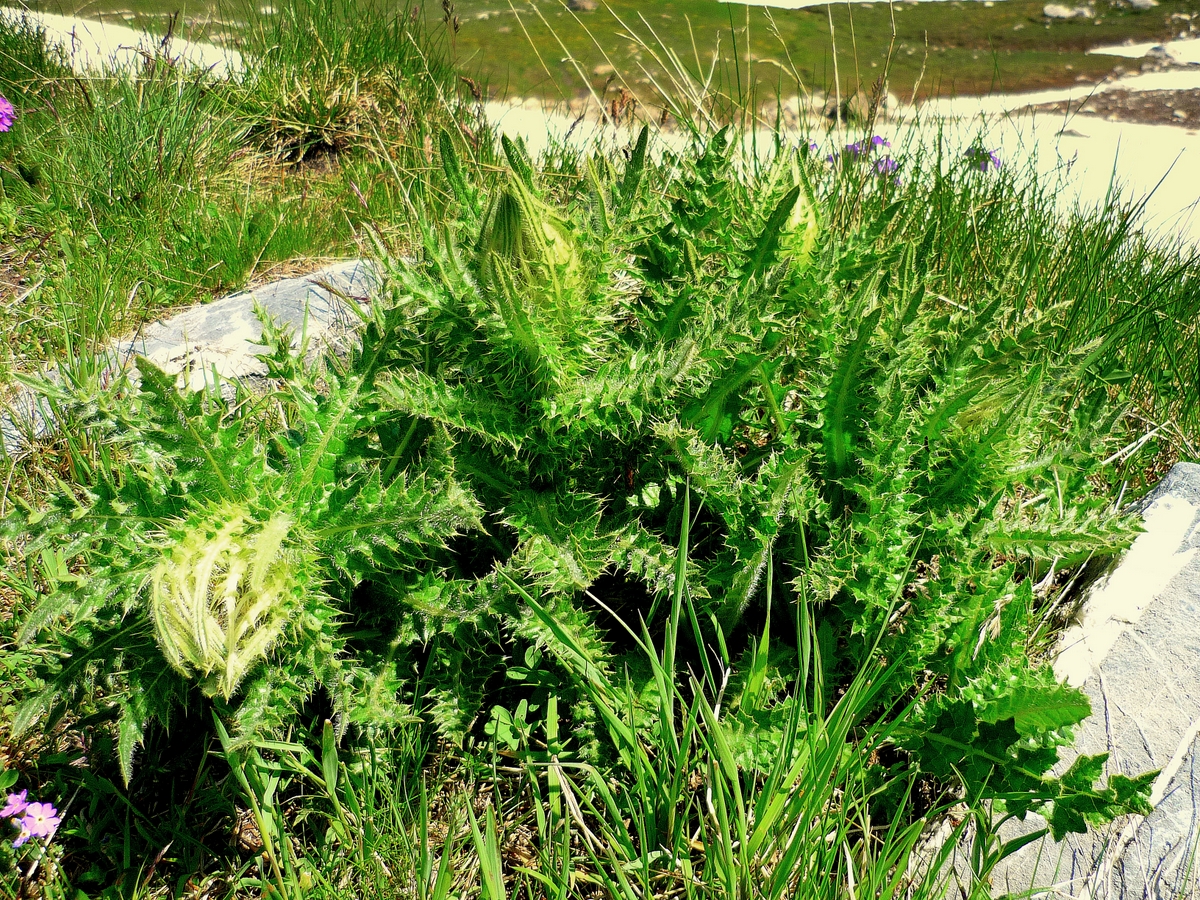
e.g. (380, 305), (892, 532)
(0, 95), (14, 133)
(875, 157), (898, 175)
(965, 146), (1002, 172)
(808, 141), (819, 153)
(20, 802), (60, 838)
(11, 820), (31, 849)
(846, 137), (890, 159)
(0, 790), (28, 819)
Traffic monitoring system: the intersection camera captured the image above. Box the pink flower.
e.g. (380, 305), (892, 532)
(20, 802), (60, 838)
(0, 790), (28, 818)
(0, 95), (14, 132)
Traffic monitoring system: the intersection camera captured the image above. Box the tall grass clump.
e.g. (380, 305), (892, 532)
(0, 13), (67, 107)
(0, 0), (492, 392)
(229, 0), (469, 162)
(0, 29), (248, 370)
(812, 122), (1200, 456)
(7, 66), (248, 359)
(1, 116), (1164, 896)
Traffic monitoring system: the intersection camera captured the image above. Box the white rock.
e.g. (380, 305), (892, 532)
(1089, 36), (1200, 65)
(1044, 3), (1093, 17)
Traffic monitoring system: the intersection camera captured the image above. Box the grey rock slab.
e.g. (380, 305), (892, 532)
(1113, 731), (1200, 899)
(108, 258), (378, 390)
(962, 463), (1200, 899)
(2, 259), (378, 457)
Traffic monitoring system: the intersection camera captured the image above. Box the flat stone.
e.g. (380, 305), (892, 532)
(959, 463), (1200, 899)
(1044, 3), (1094, 17)
(1113, 730), (1200, 898)
(110, 259), (377, 391)
(1, 260), (378, 458)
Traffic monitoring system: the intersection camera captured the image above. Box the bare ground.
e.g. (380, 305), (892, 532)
(1020, 87), (1200, 128)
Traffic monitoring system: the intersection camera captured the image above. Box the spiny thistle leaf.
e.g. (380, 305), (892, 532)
(747, 185), (801, 280)
(976, 681), (1092, 735)
(618, 125), (650, 214)
(440, 127), (477, 217)
(501, 133), (535, 189)
(291, 373), (368, 508)
(823, 305), (884, 487)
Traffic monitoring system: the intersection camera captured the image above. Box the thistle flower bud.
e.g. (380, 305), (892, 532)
(150, 503), (308, 699)
(475, 176), (580, 303)
(780, 161), (819, 269)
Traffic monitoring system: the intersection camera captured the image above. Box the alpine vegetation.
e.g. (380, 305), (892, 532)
(1, 3), (1194, 889)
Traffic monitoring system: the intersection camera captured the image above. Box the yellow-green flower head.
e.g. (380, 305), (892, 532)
(150, 503), (310, 699)
(476, 176), (579, 301)
(781, 160), (819, 268)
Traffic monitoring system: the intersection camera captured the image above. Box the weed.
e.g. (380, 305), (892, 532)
(0, 3), (1194, 896)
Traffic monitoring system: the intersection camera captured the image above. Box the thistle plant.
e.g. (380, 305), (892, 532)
(3, 308), (482, 781)
(2, 121), (1154, 847)
(366, 125), (1143, 811)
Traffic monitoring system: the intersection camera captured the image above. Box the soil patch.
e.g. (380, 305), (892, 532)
(1020, 87), (1200, 126)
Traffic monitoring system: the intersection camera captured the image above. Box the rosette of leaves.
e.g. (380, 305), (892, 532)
(3, 308), (481, 781)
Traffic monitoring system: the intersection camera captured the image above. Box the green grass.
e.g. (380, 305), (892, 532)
(0, 1), (1197, 898)
(426, 0), (1200, 106)
(0, 0), (479, 391)
(27, 0), (1200, 104)
(812, 123), (1200, 445)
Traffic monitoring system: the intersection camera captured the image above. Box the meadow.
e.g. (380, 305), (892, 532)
(0, 1), (1198, 897)
(24, 0), (1200, 102)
